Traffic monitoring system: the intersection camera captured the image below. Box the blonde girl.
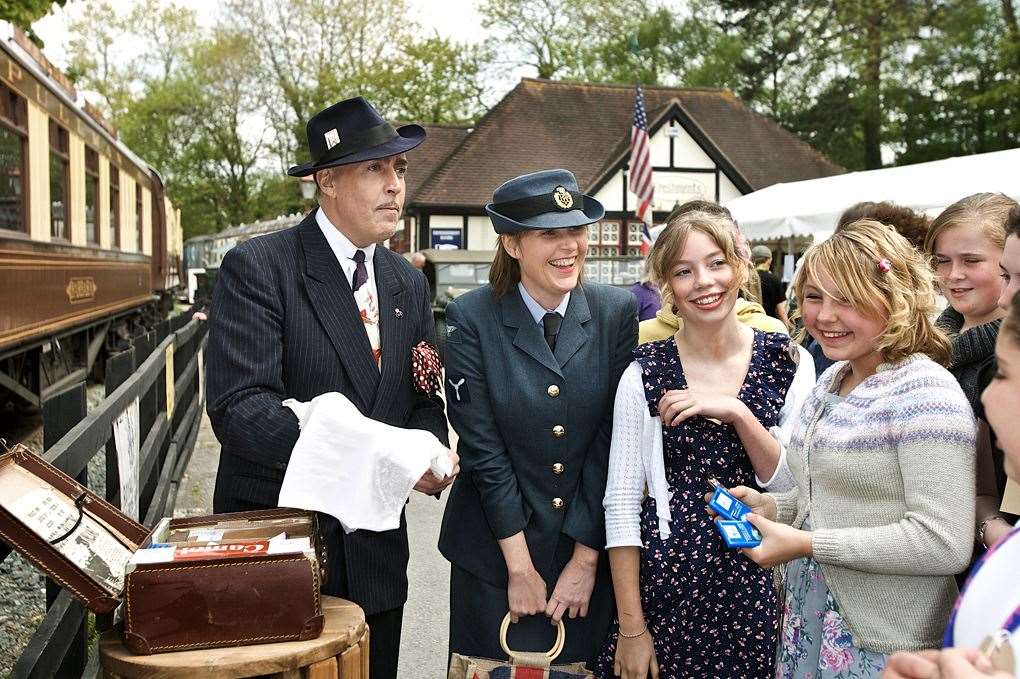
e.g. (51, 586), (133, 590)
(723, 219), (976, 679)
(925, 193), (1019, 554)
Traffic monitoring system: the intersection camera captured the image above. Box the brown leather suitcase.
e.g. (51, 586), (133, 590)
(0, 445), (325, 654)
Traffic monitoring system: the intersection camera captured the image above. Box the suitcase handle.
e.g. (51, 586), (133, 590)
(498, 613), (565, 667)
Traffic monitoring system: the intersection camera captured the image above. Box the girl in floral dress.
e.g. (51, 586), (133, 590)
(726, 219), (978, 679)
(597, 209), (815, 679)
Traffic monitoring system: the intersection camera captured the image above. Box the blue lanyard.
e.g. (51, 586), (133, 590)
(942, 525), (1020, 648)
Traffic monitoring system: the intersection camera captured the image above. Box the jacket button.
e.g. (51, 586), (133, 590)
(552, 425), (565, 438)
(551, 497), (564, 510)
(552, 462), (565, 475)
(547, 384), (560, 397)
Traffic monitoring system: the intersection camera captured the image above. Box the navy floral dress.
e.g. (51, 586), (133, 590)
(595, 331), (798, 679)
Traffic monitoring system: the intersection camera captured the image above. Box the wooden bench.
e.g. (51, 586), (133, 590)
(99, 596), (368, 678)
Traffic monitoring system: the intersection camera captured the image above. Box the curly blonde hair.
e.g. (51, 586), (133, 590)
(648, 210), (748, 312)
(792, 218), (952, 366)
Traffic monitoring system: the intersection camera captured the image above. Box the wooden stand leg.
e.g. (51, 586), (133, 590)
(305, 657), (338, 679)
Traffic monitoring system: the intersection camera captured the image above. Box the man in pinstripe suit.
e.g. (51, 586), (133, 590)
(206, 97), (455, 679)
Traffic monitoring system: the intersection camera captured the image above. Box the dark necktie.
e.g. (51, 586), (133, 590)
(351, 249), (368, 292)
(543, 312), (562, 351)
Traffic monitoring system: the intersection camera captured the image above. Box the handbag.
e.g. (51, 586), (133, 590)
(448, 614), (594, 679)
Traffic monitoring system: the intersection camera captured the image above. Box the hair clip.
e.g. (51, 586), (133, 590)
(877, 258), (892, 273)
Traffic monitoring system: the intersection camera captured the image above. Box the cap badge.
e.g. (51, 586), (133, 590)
(553, 186), (574, 210)
(324, 128), (341, 149)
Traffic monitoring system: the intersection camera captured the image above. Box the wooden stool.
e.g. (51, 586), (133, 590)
(99, 596), (368, 679)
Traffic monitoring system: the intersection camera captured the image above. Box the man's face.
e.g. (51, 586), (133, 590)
(317, 154), (408, 247)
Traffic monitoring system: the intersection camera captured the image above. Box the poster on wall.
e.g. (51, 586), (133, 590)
(430, 229), (462, 250)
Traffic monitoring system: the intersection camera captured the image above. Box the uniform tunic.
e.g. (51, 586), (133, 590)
(439, 282), (637, 665)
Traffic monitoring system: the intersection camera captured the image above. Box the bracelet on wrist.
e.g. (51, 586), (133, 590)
(977, 515), (1005, 545)
(618, 624), (647, 639)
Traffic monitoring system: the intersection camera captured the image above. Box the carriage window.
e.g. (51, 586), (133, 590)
(0, 84), (27, 233)
(85, 147), (99, 244)
(109, 164), (119, 248)
(135, 182), (142, 251)
(49, 120), (69, 240)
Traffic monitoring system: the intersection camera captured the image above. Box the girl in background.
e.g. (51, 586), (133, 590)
(925, 193), (1018, 557)
(724, 219), (976, 678)
(882, 293), (1020, 679)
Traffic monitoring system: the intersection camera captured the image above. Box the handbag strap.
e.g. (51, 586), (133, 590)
(499, 613), (566, 667)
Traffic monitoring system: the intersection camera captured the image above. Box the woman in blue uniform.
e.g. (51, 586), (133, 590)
(439, 169), (637, 666)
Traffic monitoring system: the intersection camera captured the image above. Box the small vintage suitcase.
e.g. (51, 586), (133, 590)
(0, 445), (325, 654)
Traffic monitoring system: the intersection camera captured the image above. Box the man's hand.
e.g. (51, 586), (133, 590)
(412, 449), (460, 496)
(545, 544), (598, 623)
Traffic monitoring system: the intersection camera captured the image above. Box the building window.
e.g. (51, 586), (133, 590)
(135, 183), (142, 251)
(85, 147), (99, 244)
(0, 84), (27, 233)
(49, 120), (69, 240)
(109, 164), (119, 248)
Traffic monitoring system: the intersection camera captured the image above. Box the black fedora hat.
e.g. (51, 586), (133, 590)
(485, 169), (604, 234)
(287, 97), (425, 177)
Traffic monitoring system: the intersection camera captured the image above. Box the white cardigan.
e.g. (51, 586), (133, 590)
(603, 347), (814, 547)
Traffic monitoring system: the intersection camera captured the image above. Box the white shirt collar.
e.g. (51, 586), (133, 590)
(518, 281), (570, 324)
(315, 207), (376, 269)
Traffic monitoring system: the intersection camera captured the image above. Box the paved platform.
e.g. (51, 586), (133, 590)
(176, 409), (452, 678)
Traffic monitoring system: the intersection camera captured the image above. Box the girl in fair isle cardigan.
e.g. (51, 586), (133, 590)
(719, 219), (977, 679)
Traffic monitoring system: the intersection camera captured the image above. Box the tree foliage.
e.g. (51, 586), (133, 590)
(0, 0), (64, 43)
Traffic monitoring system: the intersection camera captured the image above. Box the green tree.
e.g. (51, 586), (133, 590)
(0, 0), (65, 43)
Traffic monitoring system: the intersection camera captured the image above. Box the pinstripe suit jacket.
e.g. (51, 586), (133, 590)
(206, 210), (448, 615)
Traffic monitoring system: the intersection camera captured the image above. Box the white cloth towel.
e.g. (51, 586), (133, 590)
(277, 392), (453, 533)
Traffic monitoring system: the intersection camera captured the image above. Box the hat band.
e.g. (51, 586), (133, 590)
(490, 190), (585, 221)
(314, 122), (399, 166)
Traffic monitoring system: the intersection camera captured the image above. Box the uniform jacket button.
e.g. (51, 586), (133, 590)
(551, 497), (564, 510)
(552, 425), (565, 438)
(552, 462), (565, 475)
(547, 384), (560, 397)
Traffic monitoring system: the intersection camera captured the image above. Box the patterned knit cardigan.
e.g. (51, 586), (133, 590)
(768, 354), (976, 653)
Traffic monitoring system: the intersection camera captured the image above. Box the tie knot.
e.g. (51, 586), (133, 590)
(543, 312), (562, 335)
(353, 249), (366, 264)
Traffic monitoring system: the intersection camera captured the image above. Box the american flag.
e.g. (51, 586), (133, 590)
(629, 84), (655, 255)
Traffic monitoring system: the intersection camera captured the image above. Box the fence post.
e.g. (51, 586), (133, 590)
(40, 382), (88, 676)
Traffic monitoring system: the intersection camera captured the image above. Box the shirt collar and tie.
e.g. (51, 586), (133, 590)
(315, 208), (377, 292)
(517, 282), (569, 350)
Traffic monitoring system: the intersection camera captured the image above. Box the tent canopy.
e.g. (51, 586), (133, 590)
(723, 148), (1020, 243)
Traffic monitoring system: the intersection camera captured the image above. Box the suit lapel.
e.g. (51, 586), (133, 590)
(298, 213), (379, 411)
(502, 290), (563, 378)
(370, 249), (411, 417)
(554, 285), (592, 368)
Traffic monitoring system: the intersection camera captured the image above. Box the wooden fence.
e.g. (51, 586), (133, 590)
(2, 313), (207, 678)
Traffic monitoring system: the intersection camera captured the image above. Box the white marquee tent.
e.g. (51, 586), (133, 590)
(723, 148), (1020, 244)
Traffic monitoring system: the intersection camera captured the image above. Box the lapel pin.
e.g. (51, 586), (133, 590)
(394, 308), (403, 318)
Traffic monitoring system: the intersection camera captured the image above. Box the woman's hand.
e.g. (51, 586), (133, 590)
(614, 630), (659, 679)
(657, 389), (748, 427)
(740, 513), (812, 568)
(703, 485), (777, 521)
(546, 548), (597, 623)
(506, 567), (547, 623)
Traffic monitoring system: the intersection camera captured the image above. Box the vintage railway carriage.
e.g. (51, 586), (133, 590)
(0, 25), (183, 408)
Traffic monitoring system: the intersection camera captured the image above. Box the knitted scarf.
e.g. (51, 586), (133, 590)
(936, 307), (1001, 412)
